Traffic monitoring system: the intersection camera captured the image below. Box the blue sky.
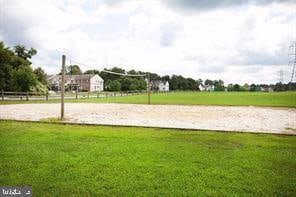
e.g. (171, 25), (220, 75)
(0, 0), (295, 84)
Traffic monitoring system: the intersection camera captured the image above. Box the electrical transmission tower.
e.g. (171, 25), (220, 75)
(279, 69), (284, 83)
(289, 41), (296, 82)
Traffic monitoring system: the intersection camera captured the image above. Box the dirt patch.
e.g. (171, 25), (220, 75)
(0, 103), (295, 134)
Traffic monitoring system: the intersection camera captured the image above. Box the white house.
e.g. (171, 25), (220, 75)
(89, 74), (104, 92)
(199, 84), (214, 92)
(151, 80), (170, 91)
(47, 74), (104, 92)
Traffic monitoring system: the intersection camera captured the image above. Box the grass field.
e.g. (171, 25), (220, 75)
(0, 120), (295, 196)
(1, 91), (296, 107)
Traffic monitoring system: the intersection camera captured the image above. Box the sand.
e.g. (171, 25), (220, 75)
(0, 103), (295, 134)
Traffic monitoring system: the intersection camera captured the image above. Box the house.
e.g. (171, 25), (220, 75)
(47, 74), (104, 92)
(151, 80), (170, 91)
(199, 84), (214, 92)
(260, 86), (274, 92)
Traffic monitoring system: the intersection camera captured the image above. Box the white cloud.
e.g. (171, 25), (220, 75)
(0, 0), (295, 84)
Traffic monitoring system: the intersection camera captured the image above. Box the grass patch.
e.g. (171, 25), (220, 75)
(0, 120), (295, 195)
(1, 91), (295, 107)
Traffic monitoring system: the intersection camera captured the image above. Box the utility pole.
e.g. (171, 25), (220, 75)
(147, 72), (151, 105)
(289, 41), (296, 82)
(70, 59), (72, 75)
(279, 69), (284, 83)
(61, 55), (66, 120)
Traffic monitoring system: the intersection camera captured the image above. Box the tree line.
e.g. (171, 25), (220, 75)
(226, 83), (296, 92)
(1, 41), (295, 92)
(83, 68), (205, 92)
(55, 64), (296, 92)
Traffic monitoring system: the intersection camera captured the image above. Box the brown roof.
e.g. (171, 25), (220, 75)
(48, 74), (95, 80)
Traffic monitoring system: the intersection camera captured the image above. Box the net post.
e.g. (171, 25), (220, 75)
(76, 88), (78, 99)
(1, 89), (4, 101)
(61, 55), (66, 120)
(147, 72), (150, 105)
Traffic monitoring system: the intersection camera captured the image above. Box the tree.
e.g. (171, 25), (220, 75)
(168, 75), (178, 90)
(34, 67), (47, 85)
(205, 79), (213, 86)
(106, 80), (121, 91)
(250, 84), (257, 92)
(178, 76), (188, 90)
(186, 78), (197, 90)
(149, 73), (161, 80)
(14, 45), (37, 61)
(127, 69), (138, 75)
(243, 83), (250, 91)
(130, 78), (146, 90)
(100, 67), (125, 81)
(287, 82), (296, 91)
(0, 63), (12, 90)
(161, 75), (170, 81)
(0, 42), (14, 90)
(66, 65), (82, 75)
(129, 83), (138, 91)
(11, 66), (37, 92)
(213, 79), (224, 91)
(274, 82), (285, 92)
(0, 41), (40, 91)
(233, 84), (240, 91)
(227, 84), (234, 91)
(168, 75), (198, 91)
(120, 77), (133, 91)
(137, 79), (147, 90)
(84, 69), (100, 74)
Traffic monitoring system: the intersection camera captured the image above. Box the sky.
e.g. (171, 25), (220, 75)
(0, 0), (296, 84)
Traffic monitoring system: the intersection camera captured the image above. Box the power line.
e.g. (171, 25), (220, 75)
(67, 56), (147, 77)
(59, 54), (151, 104)
(101, 69), (146, 77)
(50, 50), (148, 77)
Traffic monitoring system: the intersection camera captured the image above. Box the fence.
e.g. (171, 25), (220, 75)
(0, 90), (150, 101)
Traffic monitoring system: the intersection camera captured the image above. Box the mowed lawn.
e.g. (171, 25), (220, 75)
(1, 91), (296, 107)
(0, 121), (295, 196)
(83, 91), (296, 107)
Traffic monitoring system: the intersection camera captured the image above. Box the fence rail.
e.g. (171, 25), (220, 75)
(0, 89), (164, 101)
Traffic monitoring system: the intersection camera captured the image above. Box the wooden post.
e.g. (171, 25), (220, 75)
(61, 55), (66, 120)
(1, 89), (4, 101)
(76, 89), (78, 99)
(147, 73), (151, 104)
(26, 92), (29, 101)
(46, 91), (48, 101)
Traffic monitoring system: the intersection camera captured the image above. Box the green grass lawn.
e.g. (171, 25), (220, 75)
(1, 91), (296, 107)
(0, 120), (295, 196)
